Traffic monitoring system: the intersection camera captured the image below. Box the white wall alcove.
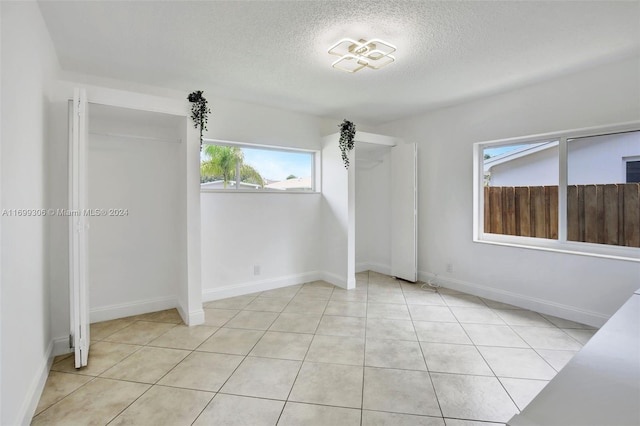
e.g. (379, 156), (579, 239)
(323, 131), (417, 288)
(50, 83), (204, 358)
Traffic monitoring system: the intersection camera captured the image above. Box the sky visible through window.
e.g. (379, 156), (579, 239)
(484, 144), (527, 158)
(242, 148), (311, 181)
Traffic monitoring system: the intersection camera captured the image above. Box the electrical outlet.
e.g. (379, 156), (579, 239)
(253, 265), (260, 275)
(446, 263), (453, 273)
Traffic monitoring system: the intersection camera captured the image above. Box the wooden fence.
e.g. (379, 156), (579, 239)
(484, 184), (640, 247)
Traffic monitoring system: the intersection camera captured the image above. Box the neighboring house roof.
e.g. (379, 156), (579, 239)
(264, 177), (312, 190)
(201, 180), (261, 189)
(484, 140), (558, 172)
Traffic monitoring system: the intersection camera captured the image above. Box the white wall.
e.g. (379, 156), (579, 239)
(200, 101), (338, 299)
(320, 134), (353, 288)
(208, 97), (330, 150)
(376, 56), (640, 326)
(0, 2), (59, 424)
(490, 131), (640, 186)
(48, 76), (353, 304)
(86, 106), (184, 322)
(47, 93), (72, 357)
(201, 193), (323, 298)
(202, 122), (393, 297)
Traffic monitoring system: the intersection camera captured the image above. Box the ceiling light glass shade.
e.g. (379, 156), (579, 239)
(328, 38), (396, 73)
(331, 53), (369, 73)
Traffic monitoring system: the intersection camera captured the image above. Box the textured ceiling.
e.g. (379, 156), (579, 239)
(38, 1), (640, 124)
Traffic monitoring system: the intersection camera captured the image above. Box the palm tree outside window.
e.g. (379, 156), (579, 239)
(200, 142), (316, 192)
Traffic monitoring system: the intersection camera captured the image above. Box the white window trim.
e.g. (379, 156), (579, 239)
(200, 138), (321, 194)
(473, 121), (640, 263)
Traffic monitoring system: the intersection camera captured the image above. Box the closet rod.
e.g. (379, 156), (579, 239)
(89, 131), (181, 144)
(354, 140), (397, 148)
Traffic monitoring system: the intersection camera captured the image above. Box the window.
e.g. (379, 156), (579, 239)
(626, 160), (640, 183)
(483, 141), (559, 239)
(474, 123), (640, 261)
(200, 141), (318, 192)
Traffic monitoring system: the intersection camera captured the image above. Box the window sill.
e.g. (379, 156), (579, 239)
(474, 234), (640, 263)
(200, 188), (321, 195)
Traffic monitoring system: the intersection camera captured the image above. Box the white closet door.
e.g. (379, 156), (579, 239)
(69, 88), (90, 368)
(391, 143), (417, 282)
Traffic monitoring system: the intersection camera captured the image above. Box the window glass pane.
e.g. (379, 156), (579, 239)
(627, 161), (640, 183)
(483, 141), (559, 239)
(201, 144), (314, 191)
(567, 130), (640, 247)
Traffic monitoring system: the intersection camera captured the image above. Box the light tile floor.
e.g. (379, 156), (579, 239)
(32, 272), (597, 425)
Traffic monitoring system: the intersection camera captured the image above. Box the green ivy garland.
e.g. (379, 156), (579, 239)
(338, 119), (356, 169)
(187, 90), (210, 151)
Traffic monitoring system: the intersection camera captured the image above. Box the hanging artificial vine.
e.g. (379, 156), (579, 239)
(187, 90), (211, 151)
(338, 119), (357, 169)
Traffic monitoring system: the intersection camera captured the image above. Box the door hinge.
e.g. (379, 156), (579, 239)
(69, 334), (74, 349)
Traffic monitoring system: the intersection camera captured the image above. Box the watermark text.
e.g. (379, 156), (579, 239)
(2, 208), (129, 217)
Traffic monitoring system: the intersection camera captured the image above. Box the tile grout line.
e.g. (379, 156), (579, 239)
(193, 282), (335, 424)
(359, 270), (370, 426)
(452, 297), (535, 416)
(459, 302), (570, 376)
(102, 314), (199, 425)
(494, 315), (583, 374)
(275, 280), (332, 425)
(457, 297), (581, 416)
(35, 277), (596, 425)
(189, 287), (302, 425)
(103, 312), (214, 424)
(40, 314), (182, 421)
(403, 278), (446, 421)
(214, 284), (303, 424)
(31, 375), (100, 420)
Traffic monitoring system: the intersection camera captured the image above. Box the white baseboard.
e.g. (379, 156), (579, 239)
(18, 340), (53, 425)
(419, 271), (609, 327)
(355, 262), (369, 273)
(188, 309), (205, 326)
(176, 302), (188, 325)
(175, 300), (204, 326)
(89, 295), (177, 323)
(356, 262), (391, 276)
(187, 308), (204, 326)
(346, 277), (356, 290)
(202, 271), (322, 302)
(321, 271), (348, 289)
(52, 336), (73, 357)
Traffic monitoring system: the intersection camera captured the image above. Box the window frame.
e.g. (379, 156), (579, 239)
(200, 138), (321, 194)
(473, 121), (640, 262)
(624, 157), (640, 183)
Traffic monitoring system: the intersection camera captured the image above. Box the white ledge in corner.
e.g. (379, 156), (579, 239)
(323, 131), (402, 147)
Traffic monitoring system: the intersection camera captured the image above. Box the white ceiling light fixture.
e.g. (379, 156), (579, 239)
(328, 38), (396, 73)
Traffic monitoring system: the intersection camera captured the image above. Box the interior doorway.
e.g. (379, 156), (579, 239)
(353, 134), (417, 283)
